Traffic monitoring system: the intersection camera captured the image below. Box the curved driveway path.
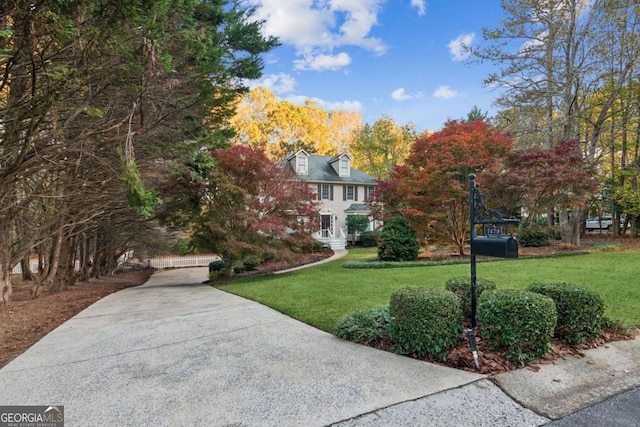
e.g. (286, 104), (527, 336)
(0, 266), (553, 426)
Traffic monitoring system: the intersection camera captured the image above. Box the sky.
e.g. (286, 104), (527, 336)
(242, 0), (507, 133)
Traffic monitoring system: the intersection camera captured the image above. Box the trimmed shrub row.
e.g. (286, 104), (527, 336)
(478, 289), (557, 365)
(334, 306), (392, 345)
(343, 251), (590, 269)
(334, 278), (608, 366)
(445, 276), (496, 321)
(389, 288), (463, 361)
(527, 282), (605, 345)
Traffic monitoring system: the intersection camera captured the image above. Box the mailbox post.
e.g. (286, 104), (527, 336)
(468, 174), (519, 368)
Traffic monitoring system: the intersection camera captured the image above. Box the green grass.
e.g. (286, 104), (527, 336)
(216, 248), (640, 332)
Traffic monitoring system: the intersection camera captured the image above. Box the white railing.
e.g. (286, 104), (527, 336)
(11, 255), (221, 274)
(11, 262), (39, 275)
(147, 255), (221, 269)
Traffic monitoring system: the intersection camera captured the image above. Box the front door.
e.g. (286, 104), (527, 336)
(321, 215), (333, 238)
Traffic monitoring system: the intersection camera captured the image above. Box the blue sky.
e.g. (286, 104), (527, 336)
(243, 0), (507, 133)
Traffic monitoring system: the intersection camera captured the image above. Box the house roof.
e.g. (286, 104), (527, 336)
(344, 203), (372, 213)
(298, 154), (378, 185)
(285, 149), (310, 161)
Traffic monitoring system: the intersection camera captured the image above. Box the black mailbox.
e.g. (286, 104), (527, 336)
(471, 236), (518, 258)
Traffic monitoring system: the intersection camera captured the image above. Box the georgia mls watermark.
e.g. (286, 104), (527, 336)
(0, 406), (64, 427)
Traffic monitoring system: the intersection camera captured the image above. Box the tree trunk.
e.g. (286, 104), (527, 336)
(570, 206), (581, 247)
(78, 232), (92, 281)
(50, 235), (72, 293)
(37, 247), (45, 275)
(20, 256), (34, 281)
(31, 230), (64, 299)
(0, 225), (12, 305)
(559, 208), (571, 245)
(0, 265), (11, 306)
(92, 231), (103, 278)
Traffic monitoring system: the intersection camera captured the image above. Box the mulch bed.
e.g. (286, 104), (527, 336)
(0, 269), (155, 368)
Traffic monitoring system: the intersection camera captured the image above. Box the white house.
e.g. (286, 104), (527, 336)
(284, 150), (380, 249)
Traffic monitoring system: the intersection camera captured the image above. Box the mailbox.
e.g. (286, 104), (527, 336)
(471, 236), (518, 258)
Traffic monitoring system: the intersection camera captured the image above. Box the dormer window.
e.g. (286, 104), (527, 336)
(339, 157), (350, 177)
(297, 155), (308, 175)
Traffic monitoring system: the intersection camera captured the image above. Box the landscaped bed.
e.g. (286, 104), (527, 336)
(216, 236), (640, 374)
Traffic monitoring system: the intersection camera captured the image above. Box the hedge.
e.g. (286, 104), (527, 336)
(478, 289), (557, 365)
(528, 282), (604, 345)
(390, 287), (462, 361)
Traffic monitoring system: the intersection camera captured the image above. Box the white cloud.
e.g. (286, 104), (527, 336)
(248, 0), (333, 48)
(411, 0), (426, 16)
(247, 0), (387, 72)
(294, 52), (352, 71)
(285, 94), (364, 113)
(247, 73), (297, 94)
(433, 85), (458, 99)
(391, 88), (424, 101)
(330, 0), (387, 54)
(447, 33), (475, 61)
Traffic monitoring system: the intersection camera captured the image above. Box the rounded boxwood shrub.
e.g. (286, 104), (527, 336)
(445, 276), (497, 321)
(389, 287), (463, 361)
(478, 289), (557, 365)
(334, 306), (391, 345)
(377, 216), (419, 261)
(208, 260), (227, 280)
(518, 223), (554, 247)
(208, 259), (226, 272)
(527, 282), (605, 345)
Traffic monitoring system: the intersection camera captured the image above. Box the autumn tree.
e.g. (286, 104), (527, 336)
(377, 120), (513, 255)
(474, 0), (640, 245)
(189, 146), (318, 274)
(483, 140), (598, 241)
(230, 87), (362, 160)
(587, 79), (640, 237)
(328, 109), (363, 153)
(349, 115), (416, 180)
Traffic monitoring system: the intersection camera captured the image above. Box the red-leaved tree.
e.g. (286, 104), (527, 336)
(483, 140), (598, 245)
(376, 120), (513, 254)
(192, 146), (318, 273)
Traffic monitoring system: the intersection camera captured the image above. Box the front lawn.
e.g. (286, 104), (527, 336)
(216, 248), (640, 332)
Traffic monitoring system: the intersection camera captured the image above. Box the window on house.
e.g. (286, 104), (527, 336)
(365, 186), (375, 202)
(344, 185), (356, 201)
(340, 158), (349, 176)
(320, 184), (331, 200)
(345, 185), (356, 200)
(297, 156), (307, 174)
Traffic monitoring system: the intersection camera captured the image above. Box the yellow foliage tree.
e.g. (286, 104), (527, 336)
(230, 87), (363, 160)
(230, 87), (277, 152)
(328, 109), (363, 153)
(349, 115), (417, 180)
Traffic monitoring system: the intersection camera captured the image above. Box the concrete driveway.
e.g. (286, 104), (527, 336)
(1, 266), (638, 426)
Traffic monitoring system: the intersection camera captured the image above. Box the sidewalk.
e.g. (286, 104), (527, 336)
(272, 248), (348, 273)
(0, 266), (639, 426)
